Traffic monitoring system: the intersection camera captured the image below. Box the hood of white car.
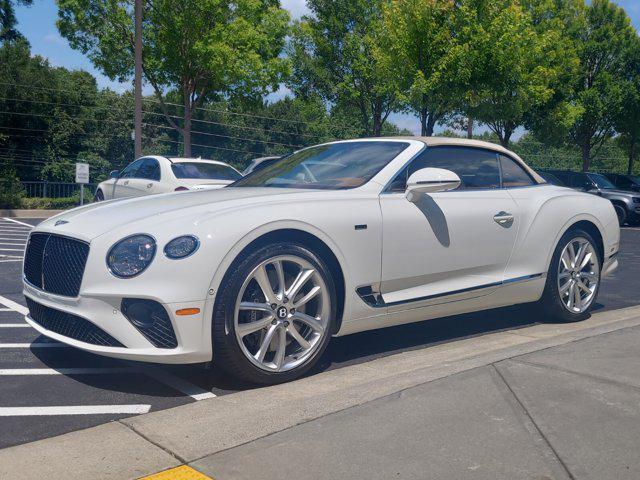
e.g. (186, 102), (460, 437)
(36, 187), (315, 241)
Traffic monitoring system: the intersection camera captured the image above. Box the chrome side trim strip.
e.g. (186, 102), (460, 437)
(358, 273), (545, 308)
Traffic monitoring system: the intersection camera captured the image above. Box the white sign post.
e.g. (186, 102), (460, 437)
(75, 163), (90, 206)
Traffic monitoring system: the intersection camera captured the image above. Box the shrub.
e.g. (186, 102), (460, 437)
(0, 173), (26, 209)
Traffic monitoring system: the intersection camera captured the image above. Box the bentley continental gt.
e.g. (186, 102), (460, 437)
(23, 138), (620, 384)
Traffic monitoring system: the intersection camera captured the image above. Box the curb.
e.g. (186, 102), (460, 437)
(2, 305), (640, 479)
(0, 209), (64, 218)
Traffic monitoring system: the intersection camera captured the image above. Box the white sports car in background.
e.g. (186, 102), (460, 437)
(95, 156), (242, 200)
(23, 138), (620, 384)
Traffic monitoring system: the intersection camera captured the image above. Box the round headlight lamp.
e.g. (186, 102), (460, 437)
(164, 235), (199, 259)
(106, 234), (156, 278)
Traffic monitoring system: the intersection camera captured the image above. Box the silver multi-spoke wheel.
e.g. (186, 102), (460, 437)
(557, 237), (600, 314)
(234, 255), (331, 373)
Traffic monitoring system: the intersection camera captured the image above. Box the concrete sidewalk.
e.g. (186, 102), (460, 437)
(2, 305), (640, 479)
(195, 325), (640, 480)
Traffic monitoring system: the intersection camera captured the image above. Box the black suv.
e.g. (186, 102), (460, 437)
(604, 173), (640, 193)
(541, 170), (640, 226)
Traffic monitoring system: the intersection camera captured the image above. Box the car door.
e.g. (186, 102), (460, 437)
(113, 159), (144, 199)
(379, 146), (519, 310)
(128, 158), (162, 196)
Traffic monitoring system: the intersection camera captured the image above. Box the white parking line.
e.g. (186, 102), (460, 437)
(0, 405), (151, 416)
(0, 368), (134, 375)
(0, 259), (22, 263)
(0, 324), (31, 328)
(0, 295), (29, 315)
(1, 218), (34, 228)
(0, 248), (24, 252)
(0, 243), (25, 246)
(144, 368), (217, 400)
(0, 343), (68, 348)
(0, 308), (11, 312)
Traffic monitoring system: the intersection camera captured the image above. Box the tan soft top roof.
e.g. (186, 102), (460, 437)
(374, 136), (545, 184)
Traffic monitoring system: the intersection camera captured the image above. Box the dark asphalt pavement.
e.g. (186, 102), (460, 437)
(0, 218), (638, 450)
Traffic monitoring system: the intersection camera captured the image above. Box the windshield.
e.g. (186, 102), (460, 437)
(171, 162), (241, 181)
(588, 173), (616, 189)
(231, 141), (409, 189)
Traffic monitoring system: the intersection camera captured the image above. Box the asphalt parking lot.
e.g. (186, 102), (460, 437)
(0, 217), (639, 450)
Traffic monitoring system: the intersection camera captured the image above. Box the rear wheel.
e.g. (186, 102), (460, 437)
(613, 204), (626, 226)
(212, 242), (336, 384)
(538, 229), (601, 322)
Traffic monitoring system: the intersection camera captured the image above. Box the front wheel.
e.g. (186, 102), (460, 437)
(212, 242), (337, 384)
(613, 204), (626, 226)
(537, 229), (601, 322)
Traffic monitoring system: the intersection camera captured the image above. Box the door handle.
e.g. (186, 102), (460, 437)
(146, 183), (153, 188)
(493, 211), (514, 227)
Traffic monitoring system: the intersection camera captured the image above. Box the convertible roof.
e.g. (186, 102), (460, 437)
(349, 136), (546, 184)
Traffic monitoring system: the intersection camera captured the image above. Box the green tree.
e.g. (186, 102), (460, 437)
(458, 0), (574, 148)
(378, 0), (463, 136)
(615, 35), (640, 175)
(57, 0), (290, 156)
(0, 0), (33, 42)
(288, 0), (396, 136)
(566, 0), (637, 171)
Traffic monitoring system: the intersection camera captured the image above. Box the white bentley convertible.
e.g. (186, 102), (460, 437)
(23, 138), (620, 384)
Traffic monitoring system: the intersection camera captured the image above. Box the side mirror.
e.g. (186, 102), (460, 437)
(584, 182), (598, 192)
(405, 168), (461, 203)
(110, 170), (119, 179)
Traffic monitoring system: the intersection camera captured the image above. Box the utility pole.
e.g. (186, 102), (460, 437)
(134, 0), (142, 158)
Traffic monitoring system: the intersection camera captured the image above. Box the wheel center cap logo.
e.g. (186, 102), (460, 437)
(277, 306), (288, 319)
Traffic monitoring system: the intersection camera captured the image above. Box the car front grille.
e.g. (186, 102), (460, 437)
(24, 233), (89, 297)
(26, 298), (124, 347)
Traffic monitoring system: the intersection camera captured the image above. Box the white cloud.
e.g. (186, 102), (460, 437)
(42, 32), (65, 46)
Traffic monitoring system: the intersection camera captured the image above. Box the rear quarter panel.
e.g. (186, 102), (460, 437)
(506, 185), (619, 287)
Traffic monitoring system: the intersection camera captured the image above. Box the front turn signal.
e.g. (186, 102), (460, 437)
(176, 308), (200, 316)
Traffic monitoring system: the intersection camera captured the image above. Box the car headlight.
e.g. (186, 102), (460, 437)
(633, 197), (640, 204)
(107, 234), (156, 278)
(164, 235), (199, 259)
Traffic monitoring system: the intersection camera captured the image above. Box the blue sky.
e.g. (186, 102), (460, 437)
(14, 0), (640, 135)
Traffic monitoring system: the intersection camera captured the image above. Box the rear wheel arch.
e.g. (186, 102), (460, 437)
(559, 220), (604, 266)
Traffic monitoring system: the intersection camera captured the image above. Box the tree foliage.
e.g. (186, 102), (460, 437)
(287, 0), (396, 136)
(56, 0), (290, 156)
(0, 0), (32, 42)
(377, 0), (463, 136)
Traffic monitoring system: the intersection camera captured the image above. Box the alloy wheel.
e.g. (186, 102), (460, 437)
(233, 255), (331, 372)
(557, 237), (600, 314)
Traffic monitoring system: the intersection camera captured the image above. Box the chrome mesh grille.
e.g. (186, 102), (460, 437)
(24, 233), (89, 297)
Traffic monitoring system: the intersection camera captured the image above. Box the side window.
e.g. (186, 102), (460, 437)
(120, 159), (143, 179)
(388, 146), (501, 191)
(137, 159), (161, 181)
(569, 173), (589, 189)
(499, 155), (535, 188)
(617, 176), (631, 188)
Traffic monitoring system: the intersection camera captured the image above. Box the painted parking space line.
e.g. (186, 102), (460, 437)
(0, 368), (135, 375)
(0, 294), (29, 315)
(0, 259), (23, 263)
(0, 308), (12, 312)
(0, 405), (151, 416)
(0, 248), (24, 252)
(0, 243), (26, 246)
(0, 343), (67, 348)
(1, 217), (35, 227)
(0, 324), (31, 328)
(144, 368), (217, 401)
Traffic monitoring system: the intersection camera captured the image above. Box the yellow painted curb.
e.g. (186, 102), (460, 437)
(139, 465), (213, 480)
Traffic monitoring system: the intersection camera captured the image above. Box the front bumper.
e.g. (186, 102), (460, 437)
(23, 284), (213, 364)
(602, 253), (619, 279)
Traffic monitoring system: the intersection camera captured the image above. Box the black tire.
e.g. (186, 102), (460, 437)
(537, 228), (602, 323)
(212, 242), (337, 385)
(613, 204), (626, 226)
(94, 189), (104, 202)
